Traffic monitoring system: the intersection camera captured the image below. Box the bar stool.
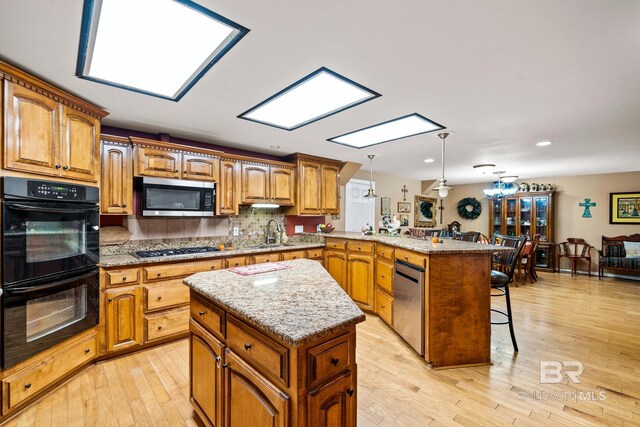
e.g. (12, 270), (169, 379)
(490, 234), (527, 352)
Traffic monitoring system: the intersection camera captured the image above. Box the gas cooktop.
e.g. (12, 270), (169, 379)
(133, 246), (221, 259)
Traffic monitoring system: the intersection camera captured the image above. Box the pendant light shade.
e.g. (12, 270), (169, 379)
(363, 154), (378, 198)
(483, 171), (518, 198)
(432, 132), (453, 198)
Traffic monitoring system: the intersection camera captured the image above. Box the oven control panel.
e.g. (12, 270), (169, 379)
(27, 181), (86, 200)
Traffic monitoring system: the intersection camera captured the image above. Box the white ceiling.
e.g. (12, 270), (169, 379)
(1, 0), (639, 184)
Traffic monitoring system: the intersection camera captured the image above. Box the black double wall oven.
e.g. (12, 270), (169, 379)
(1, 177), (100, 369)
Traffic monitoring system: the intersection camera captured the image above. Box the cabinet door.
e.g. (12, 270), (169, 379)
(136, 146), (181, 178)
(347, 254), (374, 310)
(241, 164), (270, 203)
(533, 196), (550, 241)
(60, 106), (100, 182)
(489, 199), (503, 238)
(298, 161), (322, 214)
(224, 349), (290, 427)
(504, 198), (518, 237)
(270, 167), (295, 205)
(518, 197), (532, 238)
(321, 164), (340, 214)
(190, 320), (224, 427)
(4, 81), (59, 176)
(325, 250), (348, 292)
(219, 160), (239, 215)
(105, 287), (142, 352)
(308, 370), (356, 427)
(100, 143), (133, 214)
(183, 154), (219, 182)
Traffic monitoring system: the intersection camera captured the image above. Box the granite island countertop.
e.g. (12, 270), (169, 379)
(184, 258), (365, 346)
(99, 241), (325, 268)
(316, 231), (509, 254)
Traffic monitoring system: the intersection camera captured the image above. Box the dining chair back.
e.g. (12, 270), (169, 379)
(452, 231), (480, 242)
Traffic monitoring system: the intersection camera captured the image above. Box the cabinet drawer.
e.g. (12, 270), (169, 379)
(282, 250), (305, 261)
(307, 333), (353, 388)
(226, 316), (289, 387)
(226, 256), (249, 268)
(395, 249), (426, 268)
(306, 248), (324, 259)
(144, 280), (189, 312)
(376, 289), (393, 327)
(325, 239), (347, 250)
(252, 253), (282, 264)
(191, 294), (226, 341)
(105, 268), (140, 287)
(143, 259), (224, 282)
(144, 307), (189, 342)
(376, 245), (395, 261)
(376, 259), (393, 294)
(347, 241), (374, 254)
(3, 332), (96, 411)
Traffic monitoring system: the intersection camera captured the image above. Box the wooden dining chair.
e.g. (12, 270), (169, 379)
(519, 234), (541, 284)
(452, 231), (480, 242)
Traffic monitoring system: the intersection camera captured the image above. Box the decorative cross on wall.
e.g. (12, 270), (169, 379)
(401, 185), (408, 201)
(438, 199), (445, 224)
(579, 198), (596, 218)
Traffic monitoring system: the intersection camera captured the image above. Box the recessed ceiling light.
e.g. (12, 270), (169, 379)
(501, 175), (518, 183)
(424, 158), (435, 163)
(328, 113), (445, 149)
(76, 0), (249, 101)
(270, 145), (281, 149)
(238, 67), (380, 131)
(536, 141), (553, 146)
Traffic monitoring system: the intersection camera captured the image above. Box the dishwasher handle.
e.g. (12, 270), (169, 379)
(395, 269), (420, 284)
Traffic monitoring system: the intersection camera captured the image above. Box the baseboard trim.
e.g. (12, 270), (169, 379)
(555, 268), (640, 281)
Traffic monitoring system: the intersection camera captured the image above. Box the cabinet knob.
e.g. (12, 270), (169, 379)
(244, 343), (252, 350)
(157, 326), (162, 330)
(346, 388), (354, 396)
(222, 363), (229, 369)
(63, 165), (70, 171)
(404, 256), (408, 261)
(215, 356), (221, 362)
(123, 204), (127, 208)
(330, 358), (339, 366)
(198, 311), (205, 316)
(157, 296), (162, 300)
(211, 266), (216, 270)
(175, 169), (179, 172)
(122, 277), (127, 281)
(84, 348), (91, 354)
(381, 274), (385, 278)
(157, 273), (162, 277)
(108, 298), (113, 302)
(381, 305), (385, 309)
(24, 383), (31, 389)
(55, 164), (61, 169)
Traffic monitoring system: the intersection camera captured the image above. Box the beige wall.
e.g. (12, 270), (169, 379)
(442, 171), (640, 273)
(331, 171), (423, 231)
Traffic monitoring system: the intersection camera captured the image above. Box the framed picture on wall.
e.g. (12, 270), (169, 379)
(399, 213), (409, 227)
(610, 192), (640, 224)
(397, 202), (411, 213)
(381, 197), (391, 215)
(414, 195), (437, 228)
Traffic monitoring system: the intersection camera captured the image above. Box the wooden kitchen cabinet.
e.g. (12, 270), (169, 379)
(190, 320), (225, 427)
(320, 163), (341, 215)
(325, 250), (348, 292)
(105, 286), (142, 353)
(269, 166), (295, 205)
(100, 136), (133, 214)
(241, 163), (270, 203)
(308, 370), (356, 427)
(218, 159), (240, 215)
(298, 161), (321, 214)
(2, 73), (106, 182)
(134, 145), (181, 178)
(347, 253), (374, 311)
(284, 153), (343, 215)
(182, 153), (219, 182)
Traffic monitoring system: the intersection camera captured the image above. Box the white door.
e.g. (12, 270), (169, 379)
(345, 179), (375, 232)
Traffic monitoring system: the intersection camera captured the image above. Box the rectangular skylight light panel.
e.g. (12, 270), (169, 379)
(328, 113), (445, 148)
(76, 0), (249, 100)
(238, 67), (380, 130)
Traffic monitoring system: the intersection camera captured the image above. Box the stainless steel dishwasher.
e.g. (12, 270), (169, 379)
(393, 260), (425, 355)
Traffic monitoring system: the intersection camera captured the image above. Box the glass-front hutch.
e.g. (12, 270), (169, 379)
(489, 191), (555, 270)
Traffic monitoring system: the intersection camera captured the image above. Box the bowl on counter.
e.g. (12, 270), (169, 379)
(319, 225), (335, 233)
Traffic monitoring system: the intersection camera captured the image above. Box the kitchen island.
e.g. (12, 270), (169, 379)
(184, 258), (365, 427)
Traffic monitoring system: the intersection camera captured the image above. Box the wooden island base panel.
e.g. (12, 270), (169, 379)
(184, 259), (365, 427)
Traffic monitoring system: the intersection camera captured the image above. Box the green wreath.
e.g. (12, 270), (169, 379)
(419, 201), (434, 219)
(457, 197), (482, 220)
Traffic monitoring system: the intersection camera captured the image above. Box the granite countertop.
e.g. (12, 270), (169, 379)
(99, 241), (325, 268)
(319, 231), (509, 254)
(184, 259), (365, 346)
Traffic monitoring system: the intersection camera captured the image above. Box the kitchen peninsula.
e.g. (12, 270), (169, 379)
(184, 258), (365, 427)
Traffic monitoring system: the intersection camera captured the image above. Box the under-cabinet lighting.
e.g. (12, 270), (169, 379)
(251, 204), (280, 209)
(238, 67), (380, 130)
(328, 113), (445, 149)
(76, 0), (249, 100)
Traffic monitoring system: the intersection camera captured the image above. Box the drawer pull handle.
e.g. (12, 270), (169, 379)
(330, 358), (339, 366)
(404, 256), (408, 261)
(157, 273), (162, 277)
(244, 343), (252, 350)
(215, 356), (221, 362)
(158, 326), (163, 330)
(157, 296), (162, 300)
(198, 311), (205, 316)
(24, 383), (32, 389)
(84, 348), (91, 354)
(122, 277), (127, 281)
(211, 266), (216, 269)
(222, 363), (229, 369)
(347, 388), (354, 396)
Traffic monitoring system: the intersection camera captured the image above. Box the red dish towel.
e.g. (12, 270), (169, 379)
(228, 263), (292, 276)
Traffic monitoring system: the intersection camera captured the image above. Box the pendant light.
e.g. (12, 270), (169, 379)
(433, 132), (453, 198)
(363, 154), (378, 198)
(483, 171), (519, 199)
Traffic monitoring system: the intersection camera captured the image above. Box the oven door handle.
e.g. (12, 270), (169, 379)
(6, 203), (99, 214)
(3, 269), (98, 294)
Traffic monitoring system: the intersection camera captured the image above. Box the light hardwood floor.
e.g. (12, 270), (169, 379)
(2, 272), (639, 426)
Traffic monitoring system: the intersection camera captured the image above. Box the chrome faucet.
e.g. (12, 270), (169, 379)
(265, 219), (282, 245)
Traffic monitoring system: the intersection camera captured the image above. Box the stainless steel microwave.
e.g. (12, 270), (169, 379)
(135, 177), (215, 217)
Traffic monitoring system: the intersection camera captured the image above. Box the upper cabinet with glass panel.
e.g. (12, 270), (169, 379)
(76, 0), (249, 101)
